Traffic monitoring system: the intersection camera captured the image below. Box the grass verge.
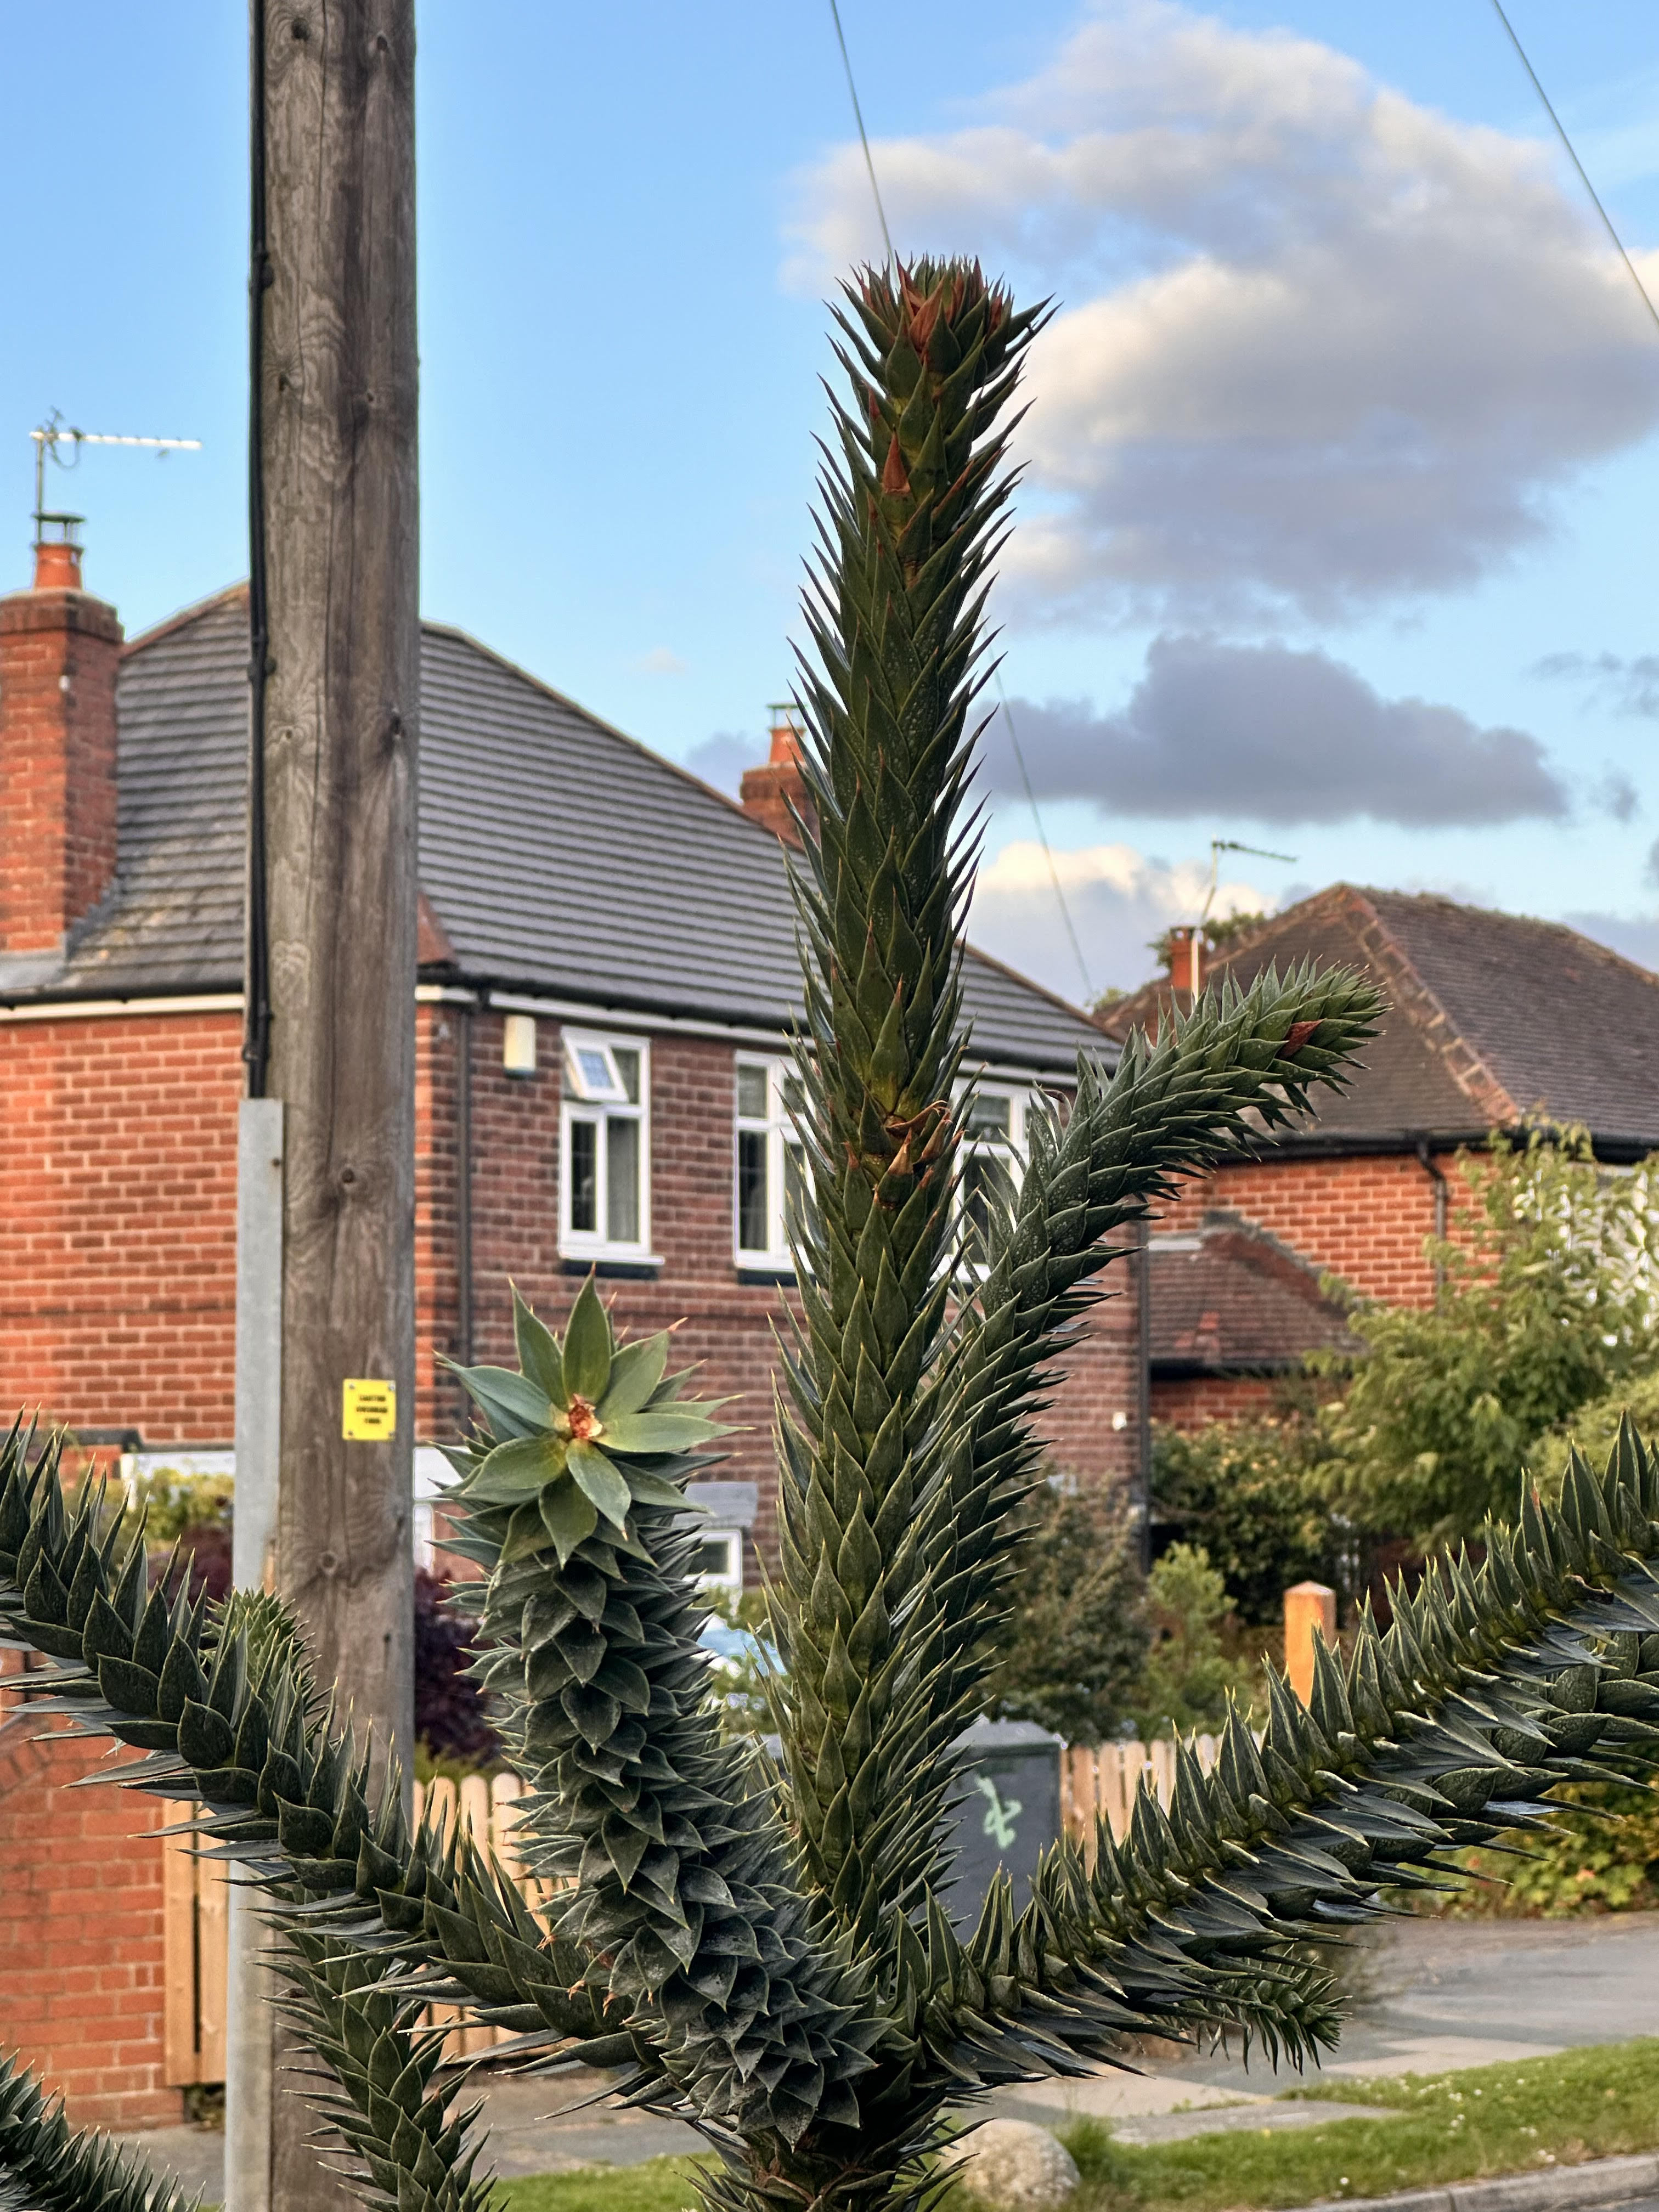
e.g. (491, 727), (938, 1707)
(1059, 2036), (1659, 2211)
(496, 2039), (1659, 2212)
(499, 2160), (709, 2212)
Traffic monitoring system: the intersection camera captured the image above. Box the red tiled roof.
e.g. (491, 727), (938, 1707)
(1149, 1210), (1358, 1374)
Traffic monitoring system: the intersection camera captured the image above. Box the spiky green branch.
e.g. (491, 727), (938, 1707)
(0, 2048), (200, 2212)
(9, 257), (1659, 2212)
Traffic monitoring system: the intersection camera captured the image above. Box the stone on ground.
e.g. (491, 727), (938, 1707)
(940, 2118), (1080, 2211)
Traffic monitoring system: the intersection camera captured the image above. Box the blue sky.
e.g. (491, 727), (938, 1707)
(5, 3), (1659, 1000)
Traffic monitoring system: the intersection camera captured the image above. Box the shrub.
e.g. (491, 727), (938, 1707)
(982, 1479), (1148, 1744)
(1129, 1543), (1259, 1739)
(1151, 1415), (1336, 1626)
(1319, 1127), (1658, 1546)
(414, 1566), (500, 1770)
(1434, 1782), (1659, 1918)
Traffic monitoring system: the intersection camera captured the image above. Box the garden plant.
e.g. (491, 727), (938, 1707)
(8, 259), (1659, 2212)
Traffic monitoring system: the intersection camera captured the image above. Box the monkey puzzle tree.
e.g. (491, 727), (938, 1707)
(9, 260), (1659, 2212)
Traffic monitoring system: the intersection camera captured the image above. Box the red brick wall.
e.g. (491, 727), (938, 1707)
(1, 998), (1141, 1506)
(1152, 1373), (1280, 1430)
(1151, 1149), (1465, 1310)
(1146, 1149), (1479, 1434)
(0, 1009), (242, 1438)
(444, 1014), (1141, 1560)
(0, 1716), (179, 2129)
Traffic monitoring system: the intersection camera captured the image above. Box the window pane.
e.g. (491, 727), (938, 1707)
(782, 1071), (805, 1120)
(569, 1120), (598, 1233)
(612, 1047), (641, 1104)
(573, 1046), (615, 1097)
(697, 1533), (737, 1583)
(737, 1130), (769, 1252)
(967, 1093), (1011, 1141)
(607, 1114), (641, 1243)
(737, 1065), (768, 1121)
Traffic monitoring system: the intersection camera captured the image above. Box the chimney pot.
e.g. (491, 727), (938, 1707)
(33, 539), (83, 591)
(31, 511), (85, 594)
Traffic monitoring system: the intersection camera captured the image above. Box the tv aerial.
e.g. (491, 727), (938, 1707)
(1198, 836), (1297, 925)
(29, 408), (202, 553)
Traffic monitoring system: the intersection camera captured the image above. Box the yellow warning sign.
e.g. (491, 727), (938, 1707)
(342, 1379), (397, 1441)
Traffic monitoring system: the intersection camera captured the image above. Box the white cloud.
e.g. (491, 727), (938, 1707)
(790, 1), (1659, 625)
(639, 645), (688, 675)
(680, 731), (756, 797)
(968, 836), (1266, 999)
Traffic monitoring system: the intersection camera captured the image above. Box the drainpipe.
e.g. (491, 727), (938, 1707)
(1416, 1137), (1448, 1294)
(1135, 1217), (1153, 1573)
(456, 1004), (474, 1367)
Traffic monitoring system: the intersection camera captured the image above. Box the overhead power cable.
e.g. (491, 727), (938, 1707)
(823, 1), (1094, 1006)
(827, 0), (894, 266)
(996, 676), (1094, 1003)
(1489, 0), (1659, 340)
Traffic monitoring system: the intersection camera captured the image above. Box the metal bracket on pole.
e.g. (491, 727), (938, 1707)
(226, 1097), (284, 2212)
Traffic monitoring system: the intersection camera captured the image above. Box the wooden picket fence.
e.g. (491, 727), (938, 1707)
(161, 1810), (230, 2086)
(413, 1769), (556, 2059)
(1060, 1734), (1222, 1857)
(161, 1736), (1234, 2079)
(160, 1771), (550, 2081)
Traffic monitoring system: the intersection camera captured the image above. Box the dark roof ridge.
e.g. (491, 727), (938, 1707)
(106, 591), (1097, 1062)
(417, 617), (781, 838)
(1324, 884), (1519, 1127)
(1360, 882), (1659, 996)
(1094, 882), (1361, 1041)
(420, 622), (1088, 1026)
(121, 580), (250, 659)
(1100, 882), (1522, 1125)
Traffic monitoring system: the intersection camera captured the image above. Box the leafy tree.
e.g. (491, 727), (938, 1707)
(1129, 1544), (1258, 1740)
(1152, 1416), (1335, 1625)
(9, 262), (1659, 2212)
(1532, 1370), (1659, 1491)
(1319, 1128), (1658, 1545)
(981, 1478), (1148, 1743)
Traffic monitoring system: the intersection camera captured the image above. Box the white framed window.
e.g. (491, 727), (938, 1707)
(956, 1081), (1029, 1271)
(560, 1030), (654, 1261)
(734, 1056), (806, 1269)
(694, 1528), (744, 1595)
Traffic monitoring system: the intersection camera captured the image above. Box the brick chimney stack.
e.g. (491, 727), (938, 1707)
(0, 524), (123, 958)
(1167, 923), (1202, 998)
(740, 706), (815, 847)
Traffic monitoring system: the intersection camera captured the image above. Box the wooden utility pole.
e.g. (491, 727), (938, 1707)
(238, 3), (419, 2205)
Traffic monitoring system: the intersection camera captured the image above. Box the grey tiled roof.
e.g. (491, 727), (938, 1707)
(1362, 888), (1659, 1146)
(15, 590), (1105, 1076)
(1099, 883), (1659, 1152)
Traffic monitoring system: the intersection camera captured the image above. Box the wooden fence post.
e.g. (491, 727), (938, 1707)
(1284, 1581), (1337, 1706)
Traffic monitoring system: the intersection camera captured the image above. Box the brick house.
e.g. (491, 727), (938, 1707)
(1101, 884), (1659, 1430)
(0, 550), (1134, 2122)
